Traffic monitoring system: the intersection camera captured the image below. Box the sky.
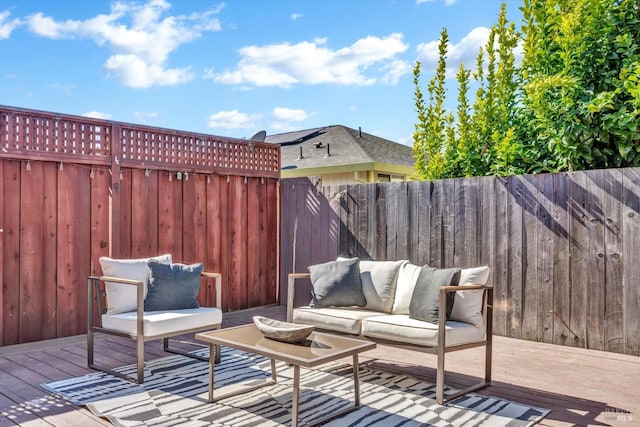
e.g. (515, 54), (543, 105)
(0, 0), (523, 145)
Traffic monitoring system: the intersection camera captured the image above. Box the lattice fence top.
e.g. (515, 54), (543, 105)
(0, 105), (280, 178)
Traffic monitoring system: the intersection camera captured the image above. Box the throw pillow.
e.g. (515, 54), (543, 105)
(100, 254), (172, 314)
(309, 258), (367, 308)
(450, 266), (491, 326)
(391, 261), (423, 314)
(144, 261), (204, 311)
(338, 257), (405, 313)
(409, 266), (461, 323)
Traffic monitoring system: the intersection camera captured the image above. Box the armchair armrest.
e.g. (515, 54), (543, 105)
(287, 273), (310, 322)
(201, 271), (222, 309)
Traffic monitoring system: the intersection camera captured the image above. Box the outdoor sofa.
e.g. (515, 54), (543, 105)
(287, 257), (493, 404)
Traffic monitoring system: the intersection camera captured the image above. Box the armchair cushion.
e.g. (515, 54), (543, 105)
(144, 261), (204, 311)
(309, 258), (366, 308)
(100, 254), (172, 314)
(409, 266), (461, 323)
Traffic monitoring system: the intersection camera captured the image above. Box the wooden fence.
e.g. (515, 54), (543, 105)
(280, 171), (640, 356)
(0, 105), (280, 346)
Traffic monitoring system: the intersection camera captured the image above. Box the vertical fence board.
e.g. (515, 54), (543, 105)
(219, 176), (230, 311)
(395, 183), (409, 261)
(117, 170), (132, 258)
(430, 180), (443, 267)
(265, 179), (279, 305)
(416, 182), (431, 265)
(622, 168), (640, 354)
(536, 174), (555, 343)
(520, 175), (539, 341)
(57, 164), (91, 337)
(568, 171), (588, 347)
(20, 161), (57, 342)
(488, 177), (506, 335)
(551, 173), (571, 346)
(228, 176), (248, 311)
(158, 172), (183, 259)
(506, 176), (523, 338)
(603, 169), (624, 353)
(2, 161), (20, 345)
(205, 175), (222, 308)
(247, 178), (261, 307)
(586, 169), (606, 350)
(131, 169), (159, 257)
(385, 183), (399, 260)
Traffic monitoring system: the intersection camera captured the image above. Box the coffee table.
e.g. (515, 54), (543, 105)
(195, 324), (376, 427)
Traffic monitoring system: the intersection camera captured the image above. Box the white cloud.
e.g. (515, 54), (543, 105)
(25, 0), (223, 88)
(0, 10), (22, 39)
(270, 107), (309, 131)
(208, 110), (261, 130)
(83, 111), (112, 119)
(209, 33), (409, 88)
(291, 13), (303, 21)
(416, 26), (489, 77)
(105, 54), (193, 88)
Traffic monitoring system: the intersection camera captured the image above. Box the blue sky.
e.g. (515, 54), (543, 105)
(0, 0), (522, 145)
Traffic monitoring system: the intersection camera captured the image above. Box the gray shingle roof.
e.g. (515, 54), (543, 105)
(264, 125), (414, 170)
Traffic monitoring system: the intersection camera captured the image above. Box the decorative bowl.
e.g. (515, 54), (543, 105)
(253, 316), (314, 344)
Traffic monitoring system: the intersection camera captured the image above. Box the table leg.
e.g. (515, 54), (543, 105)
(271, 359), (277, 382)
(208, 343), (215, 403)
(353, 353), (361, 407)
(292, 365), (300, 427)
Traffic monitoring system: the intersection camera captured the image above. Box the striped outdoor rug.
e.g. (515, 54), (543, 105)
(42, 348), (549, 426)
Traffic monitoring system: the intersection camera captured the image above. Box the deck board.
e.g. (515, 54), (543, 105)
(0, 305), (638, 427)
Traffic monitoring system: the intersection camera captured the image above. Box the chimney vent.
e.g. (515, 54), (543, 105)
(324, 143), (331, 158)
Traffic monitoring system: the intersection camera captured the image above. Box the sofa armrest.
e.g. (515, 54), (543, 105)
(201, 272), (222, 309)
(437, 284), (494, 349)
(88, 275), (145, 335)
(287, 273), (311, 322)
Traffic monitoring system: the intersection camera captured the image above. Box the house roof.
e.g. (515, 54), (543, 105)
(264, 125), (415, 171)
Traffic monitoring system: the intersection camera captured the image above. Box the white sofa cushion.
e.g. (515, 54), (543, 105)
(391, 262), (423, 314)
(338, 258), (405, 313)
(101, 307), (222, 337)
(450, 266), (491, 327)
(100, 254), (172, 315)
(361, 314), (485, 347)
(293, 306), (382, 335)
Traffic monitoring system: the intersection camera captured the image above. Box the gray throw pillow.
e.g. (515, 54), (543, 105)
(409, 266), (461, 323)
(144, 260), (204, 311)
(309, 259), (367, 308)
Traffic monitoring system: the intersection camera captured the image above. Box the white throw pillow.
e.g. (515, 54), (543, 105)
(391, 261), (423, 314)
(99, 254), (172, 314)
(450, 266), (491, 326)
(337, 257), (405, 313)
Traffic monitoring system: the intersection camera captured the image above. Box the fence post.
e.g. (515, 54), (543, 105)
(110, 123), (122, 257)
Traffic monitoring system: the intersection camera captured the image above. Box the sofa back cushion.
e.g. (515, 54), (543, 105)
(99, 254), (172, 314)
(309, 258), (367, 308)
(391, 261), (423, 314)
(409, 266), (461, 323)
(450, 266), (491, 327)
(338, 258), (404, 313)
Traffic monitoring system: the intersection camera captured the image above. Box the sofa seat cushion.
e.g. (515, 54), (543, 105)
(101, 307), (222, 337)
(361, 314), (485, 347)
(293, 306), (383, 335)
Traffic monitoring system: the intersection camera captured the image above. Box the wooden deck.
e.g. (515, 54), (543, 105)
(0, 305), (638, 427)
